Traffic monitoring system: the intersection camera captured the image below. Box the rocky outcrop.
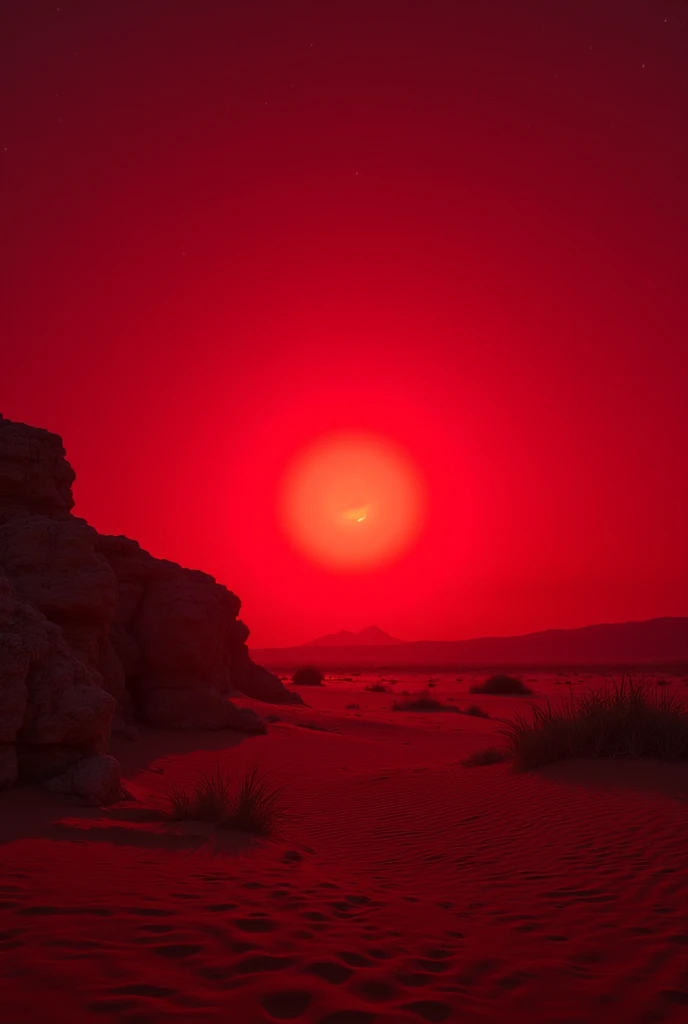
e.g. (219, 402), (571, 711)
(0, 413), (299, 797)
(95, 533), (303, 724)
(0, 565), (115, 787)
(0, 416), (75, 514)
(144, 687), (266, 733)
(45, 754), (124, 805)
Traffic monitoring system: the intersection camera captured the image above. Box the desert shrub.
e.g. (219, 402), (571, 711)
(470, 674), (532, 696)
(502, 679), (688, 770)
(166, 766), (232, 823)
(462, 747), (506, 767)
(292, 665), (324, 686)
(365, 682), (389, 692)
(463, 704), (490, 718)
(223, 765), (286, 837)
(393, 691), (456, 712)
(346, 702), (360, 710)
(164, 764), (284, 836)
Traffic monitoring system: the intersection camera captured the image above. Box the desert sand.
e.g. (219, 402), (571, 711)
(1, 671), (687, 1023)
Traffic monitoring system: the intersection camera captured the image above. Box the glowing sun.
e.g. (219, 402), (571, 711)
(280, 432), (426, 571)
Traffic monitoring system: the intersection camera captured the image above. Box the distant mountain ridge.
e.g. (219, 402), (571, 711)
(253, 616), (688, 668)
(303, 625), (402, 647)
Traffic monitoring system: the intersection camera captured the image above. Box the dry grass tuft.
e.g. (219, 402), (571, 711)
(393, 691), (457, 712)
(503, 679), (688, 769)
(470, 674), (533, 696)
(462, 747), (506, 767)
(165, 764), (285, 836)
(462, 704), (490, 718)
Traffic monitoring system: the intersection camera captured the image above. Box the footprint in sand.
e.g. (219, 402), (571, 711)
(338, 950), (372, 967)
(402, 999), (452, 1022)
(352, 977), (398, 1002)
(234, 953), (295, 974)
(128, 906), (174, 917)
(317, 1013), (375, 1024)
(112, 984), (176, 998)
(306, 961), (354, 984)
(154, 943), (202, 958)
(261, 989), (313, 1019)
(236, 916), (277, 933)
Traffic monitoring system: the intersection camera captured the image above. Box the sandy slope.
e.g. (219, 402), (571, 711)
(1, 672), (687, 1023)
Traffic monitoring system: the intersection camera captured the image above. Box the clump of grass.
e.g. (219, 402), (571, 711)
(166, 766), (232, 823)
(164, 764), (285, 836)
(503, 679), (688, 770)
(223, 765), (286, 837)
(292, 665), (324, 686)
(346, 702), (360, 710)
(462, 747), (506, 767)
(470, 674), (533, 696)
(365, 681), (390, 693)
(462, 704), (490, 718)
(393, 691), (457, 712)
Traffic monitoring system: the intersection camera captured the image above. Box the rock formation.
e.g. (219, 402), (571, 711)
(0, 414), (301, 798)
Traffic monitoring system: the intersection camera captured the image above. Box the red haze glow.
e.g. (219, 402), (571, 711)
(281, 432), (426, 571)
(2, 2), (687, 646)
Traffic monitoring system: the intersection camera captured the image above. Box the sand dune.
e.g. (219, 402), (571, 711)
(1, 672), (687, 1022)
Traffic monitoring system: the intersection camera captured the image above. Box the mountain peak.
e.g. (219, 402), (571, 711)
(303, 625), (403, 647)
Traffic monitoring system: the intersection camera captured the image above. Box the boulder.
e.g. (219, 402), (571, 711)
(45, 754), (124, 805)
(145, 687), (266, 733)
(134, 574), (238, 682)
(0, 514), (117, 665)
(0, 744), (18, 789)
(242, 661), (305, 706)
(17, 743), (86, 782)
(20, 644), (115, 749)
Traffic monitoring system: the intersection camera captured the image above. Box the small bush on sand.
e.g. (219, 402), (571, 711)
(166, 766), (232, 823)
(470, 674), (532, 696)
(393, 691), (456, 712)
(223, 765), (286, 837)
(292, 665), (324, 687)
(164, 765), (284, 836)
(503, 679), (688, 770)
(346, 703), (360, 710)
(463, 704), (490, 718)
(462, 747), (506, 767)
(366, 682), (389, 692)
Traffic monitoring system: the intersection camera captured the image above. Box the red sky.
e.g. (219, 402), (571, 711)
(3, 1), (687, 647)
